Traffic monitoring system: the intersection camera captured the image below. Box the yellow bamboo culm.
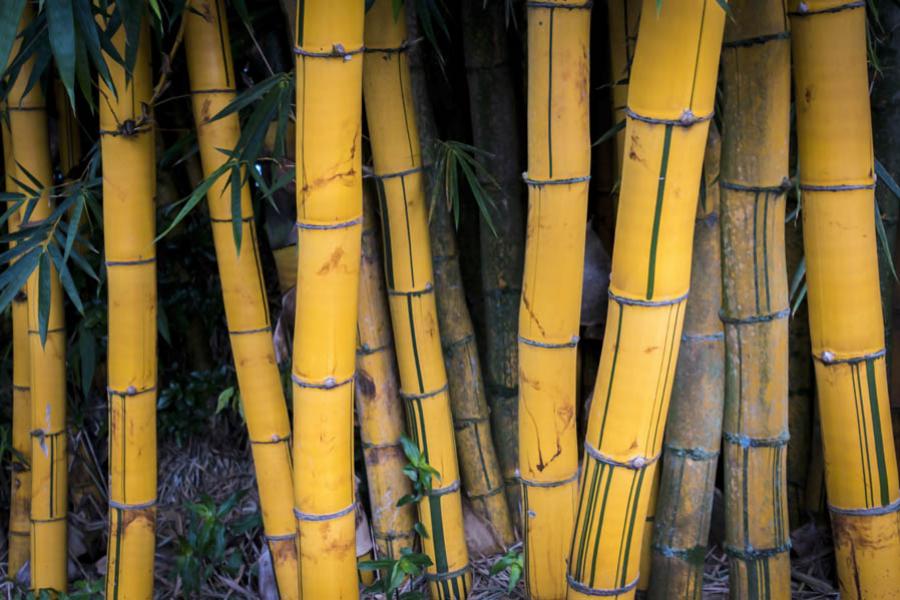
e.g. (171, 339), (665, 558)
(292, 1), (363, 597)
(3, 5), (68, 593)
(97, 11), (157, 599)
(519, 1), (590, 597)
(789, 2), (900, 597)
(568, 3), (725, 598)
(363, 1), (471, 597)
(607, 0), (641, 181)
(183, 2), (299, 597)
(357, 184), (418, 560)
(719, 2), (792, 596)
(2, 117), (31, 580)
(55, 80), (81, 177)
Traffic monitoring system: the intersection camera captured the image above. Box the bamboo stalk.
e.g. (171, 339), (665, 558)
(291, 1), (364, 596)
(1, 116), (31, 581)
(607, 0), (641, 182)
(428, 176), (516, 548)
(4, 5), (69, 592)
(519, 1), (591, 597)
(183, 2), (299, 597)
(364, 1), (472, 596)
(568, 3), (725, 598)
(459, 0), (526, 528)
(647, 125), (724, 600)
(786, 213), (813, 527)
(789, 2), (900, 597)
(718, 4), (792, 595)
(97, 10), (157, 599)
(357, 183), (418, 560)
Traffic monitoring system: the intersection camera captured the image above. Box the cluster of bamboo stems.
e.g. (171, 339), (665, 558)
(4, 0), (900, 598)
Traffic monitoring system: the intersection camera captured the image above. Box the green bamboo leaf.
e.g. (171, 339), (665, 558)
(788, 255), (805, 303)
(156, 161), (230, 241)
(46, 0), (77, 107)
(791, 282), (807, 317)
(876, 157), (900, 201)
(73, 0), (114, 94)
(875, 199), (898, 283)
(0, 0), (27, 81)
(230, 164), (243, 254)
(0, 246), (39, 313)
(63, 193), (84, 264)
(37, 250), (51, 346)
(115, 0), (144, 83)
(592, 120), (625, 148)
(48, 242), (83, 314)
(0, 232), (42, 265)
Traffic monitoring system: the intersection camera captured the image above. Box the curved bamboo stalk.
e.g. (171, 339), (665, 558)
(568, 3), (725, 598)
(4, 5), (68, 592)
(97, 11), (157, 599)
(607, 0), (641, 182)
(291, 1), (364, 596)
(718, 4), (792, 594)
(357, 183), (418, 560)
(183, 2), (299, 597)
(789, 2), (900, 597)
(364, 1), (472, 596)
(460, 0), (526, 527)
(429, 175), (516, 548)
(647, 125), (724, 600)
(1, 117), (31, 580)
(519, 1), (590, 596)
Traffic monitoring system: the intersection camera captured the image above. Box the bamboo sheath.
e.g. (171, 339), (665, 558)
(2, 114), (31, 580)
(789, 2), (900, 597)
(364, 1), (471, 597)
(607, 0), (641, 181)
(183, 2), (299, 598)
(718, 4), (792, 596)
(568, 3), (725, 598)
(519, 2), (590, 597)
(647, 126), (725, 600)
(356, 184), (418, 560)
(292, 1), (363, 597)
(97, 13), (157, 599)
(4, 6), (68, 592)
(429, 175), (516, 547)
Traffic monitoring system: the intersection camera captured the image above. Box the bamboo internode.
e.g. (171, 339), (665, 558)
(648, 127), (725, 600)
(2, 109), (31, 582)
(568, 2), (725, 598)
(184, 1), (299, 597)
(790, 1), (900, 596)
(98, 12), (157, 599)
(429, 173), (516, 547)
(357, 184), (418, 560)
(364, 1), (472, 597)
(292, 1), (364, 597)
(3, 5), (69, 593)
(519, 1), (591, 597)
(718, 3), (792, 596)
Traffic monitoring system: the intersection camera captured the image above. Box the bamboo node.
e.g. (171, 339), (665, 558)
(829, 495), (900, 516)
(566, 573), (639, 597)
(722, 431), (790, 449)
(723, 541), (791, 561)
(427, 479), (462, 497)
(293, 44), (364, 60)
(625, 107), (713, 128)
(295, 216), (362, 231)
(520, 470), (580, 488)
(109, 499), (157, 511)
(584, 442), (660, 470)
(291, 372), (354, 390)
(662, 444), (719, 461)
(521, 172), (591, 187)
(609, 289), (688, 308)
(814, 347), (885, 365)
(789, 1), (865, 17)
(400, 383), (448, 401)
(525, 1), (593, 10)
(293, 502), (356, 522)
(518, 334), (579, 349)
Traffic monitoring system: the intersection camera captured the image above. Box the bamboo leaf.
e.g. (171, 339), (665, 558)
(63, 193), (84, 264)
(591, 120), (625, 148)
(48, 241), (83, 314)
(46, 0), (77, 107)
(73, 0), (114, 94)
(115, 0), (144, 82)
(876, 157), (900, 201)
(156, 161), (230, 241)
(0, 246), (38, 314)
(874, 199), (898, 283)
(230, 164), (243, 254)
(37, 250), (51, 346)
(788, 255), (805, 303)
(0, 0), (27, 81)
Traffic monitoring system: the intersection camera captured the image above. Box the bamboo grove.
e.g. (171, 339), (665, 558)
(3, 0), (900, 598)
